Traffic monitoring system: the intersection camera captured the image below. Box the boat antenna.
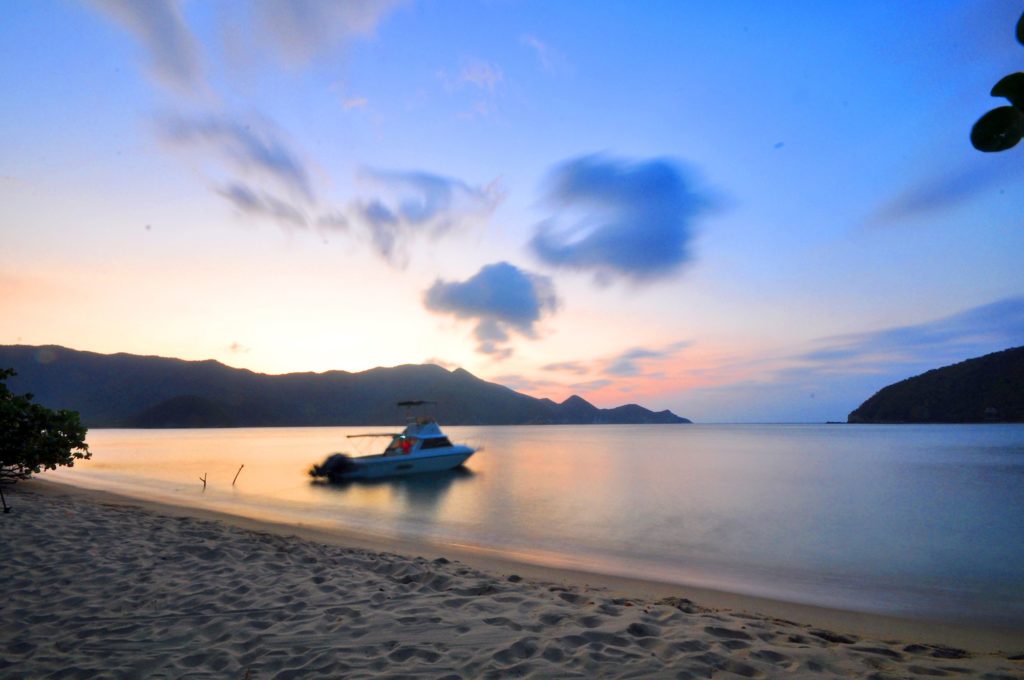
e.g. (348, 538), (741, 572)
(397, 400), (436, 423)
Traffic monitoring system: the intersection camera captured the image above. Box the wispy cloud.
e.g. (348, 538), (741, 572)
(436, 57), (505, 119)
(604, 341), (691, 377)
(490, 373), (564, 395)
(570, 378), (613, 392)
(89, 0), (202, 92)
(798, 297), (1024, 372)
(204, 161), (496, 256)
(520, 34), (568, 74)
(90, 0), (404, 93)
(678, 297), (1024, 422)
(217, 183), (308, 229)
(605, 348), (666, 377)
(249, 0), (403, 65)
(350, 168), (502, 265)
(869, 156), (1023, 226)
(342, 96), (369, 111)
(460, 59), (504, 91)
(531, 155), (715, 285)
(538, 341), (692, 383)
(88, 0), (408, 242)
(316, 211), (349, 232)
(423, 262), (559, 357)
(157, 113), (314, 201)
(439, 58), (505, 92)
(543, 361), (589, 375)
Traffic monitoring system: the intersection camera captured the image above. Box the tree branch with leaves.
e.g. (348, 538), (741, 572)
(972, 12), (1024, 152)
(1, 368), (90, 484)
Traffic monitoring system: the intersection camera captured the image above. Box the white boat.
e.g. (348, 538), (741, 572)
(310, 401), (476, 482)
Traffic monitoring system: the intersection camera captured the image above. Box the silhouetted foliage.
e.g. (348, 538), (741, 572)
(847, 347), (1024, 423)
(0, 368), (89, 483)
(971, 12), (1024, 152)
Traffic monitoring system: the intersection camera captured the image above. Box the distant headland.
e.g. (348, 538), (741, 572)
(0, 345), (691, 427)
(848, 346), (1024, 423)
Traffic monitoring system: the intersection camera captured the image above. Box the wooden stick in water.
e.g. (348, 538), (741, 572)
(199, 473), (207, 490)
(232, 464), (244, 486)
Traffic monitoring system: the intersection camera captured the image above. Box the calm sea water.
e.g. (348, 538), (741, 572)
(49, 424), (1024, 626)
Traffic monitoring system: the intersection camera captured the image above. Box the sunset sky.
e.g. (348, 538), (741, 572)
(3, 1), (1024, 422)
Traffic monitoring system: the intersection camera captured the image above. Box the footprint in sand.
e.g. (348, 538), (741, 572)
(483, 616), (523, 631)
(388, 645), (442, 663)
(703, 625), (753, 641)
(492, 637), (539, 665)
(751, 648), (794, 668)
(626, 621), (661, 637)
(582, 630), (631, 647)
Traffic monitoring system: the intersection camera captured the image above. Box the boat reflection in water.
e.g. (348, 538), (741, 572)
(312, 466), (476, 516)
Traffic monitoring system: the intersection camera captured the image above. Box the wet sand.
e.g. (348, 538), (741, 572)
(1, 480), (1021, 679)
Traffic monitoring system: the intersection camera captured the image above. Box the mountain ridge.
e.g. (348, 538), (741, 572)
(0, 344), (691, 427)
(847, 346), (1024, 423)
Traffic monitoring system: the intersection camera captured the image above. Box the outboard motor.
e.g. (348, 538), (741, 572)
(309, 453), (356, 481)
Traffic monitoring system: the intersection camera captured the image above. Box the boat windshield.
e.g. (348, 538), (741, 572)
(385, 435), (416, 455)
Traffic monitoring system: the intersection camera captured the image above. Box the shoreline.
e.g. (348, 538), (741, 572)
(24, 478), (1024, 655)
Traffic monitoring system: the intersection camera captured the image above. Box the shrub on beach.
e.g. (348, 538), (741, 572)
(0, 368), (89, 483)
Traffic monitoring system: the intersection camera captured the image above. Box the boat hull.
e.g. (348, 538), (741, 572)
(328, 448), (474, 481)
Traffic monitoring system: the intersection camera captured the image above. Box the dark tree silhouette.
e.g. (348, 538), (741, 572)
(972, 13), (1024, 152)
(0, 368), (89, 485)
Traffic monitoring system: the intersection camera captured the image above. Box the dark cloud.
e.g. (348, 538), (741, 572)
(424, 262), (558, 356)
(530, 155), (713, 284)
(352, 168), (502, 265)
(870, 156), (1023, 225)
(158, 114), (314, 201)
(217, 183), (308, 229)
(90, 0), (202, 92)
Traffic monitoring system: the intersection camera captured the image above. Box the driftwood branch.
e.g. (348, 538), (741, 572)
(232, 464), (245, 486)
(199, 473), (207, 490)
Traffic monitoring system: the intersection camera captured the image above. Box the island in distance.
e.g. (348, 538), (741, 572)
(848, 345), (1024, 423)
(0, 345), (691, 428)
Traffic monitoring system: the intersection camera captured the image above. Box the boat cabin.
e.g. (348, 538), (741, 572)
(382, 418), (454, 456)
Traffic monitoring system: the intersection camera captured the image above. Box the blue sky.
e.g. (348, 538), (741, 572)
(2, 0), (1023, 422)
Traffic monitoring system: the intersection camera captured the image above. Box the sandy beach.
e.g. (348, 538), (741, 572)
(1, 482), (1021, 679)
